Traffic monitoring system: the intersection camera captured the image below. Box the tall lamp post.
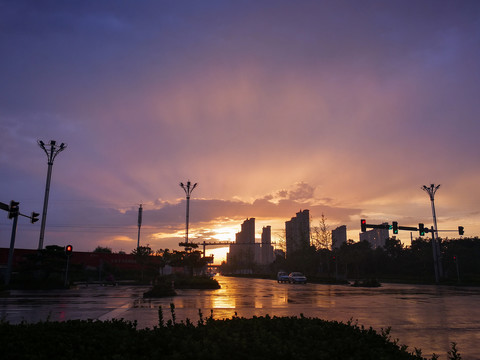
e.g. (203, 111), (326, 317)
(180, 181), (197, 245)
(422, 183), (443, 281)
(38, 140), (67, 250)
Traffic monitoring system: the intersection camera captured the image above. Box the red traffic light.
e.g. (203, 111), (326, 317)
(65, 245), (73, 256)
(360, 219), (367, 232)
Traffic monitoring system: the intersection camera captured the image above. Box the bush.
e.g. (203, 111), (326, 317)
(0, 315), (445, 360)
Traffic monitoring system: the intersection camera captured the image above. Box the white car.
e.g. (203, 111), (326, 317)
(288, 272), (307, 284)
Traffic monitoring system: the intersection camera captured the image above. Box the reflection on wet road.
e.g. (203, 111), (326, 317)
(2, 276), (479, 359)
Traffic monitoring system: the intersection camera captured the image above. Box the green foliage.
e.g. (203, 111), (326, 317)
(0, 315), (447, 360)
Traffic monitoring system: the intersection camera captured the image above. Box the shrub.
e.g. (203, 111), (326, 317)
(0, 315), (444, 360)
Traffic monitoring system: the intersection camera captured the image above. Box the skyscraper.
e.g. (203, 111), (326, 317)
(285, 209), (310, 258)
(332, 225), (347, 249)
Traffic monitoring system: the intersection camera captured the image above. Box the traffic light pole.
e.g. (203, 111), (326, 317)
(64, 255), (70, 288)
(5, 212), (19, 286)
(360, 219), (463, 284)
(1, 201), (40, 286)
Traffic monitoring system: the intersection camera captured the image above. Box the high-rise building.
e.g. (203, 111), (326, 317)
(227, 218), (256, 267)
(260, 226), (274, 265)
(359, 223), (389, 248)
(285, 209), (310, 258)
(332, 225), (347, 249)
(226, 218), (275, 270)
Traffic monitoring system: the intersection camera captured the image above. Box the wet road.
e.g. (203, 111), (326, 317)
(1, 276), (479, 359)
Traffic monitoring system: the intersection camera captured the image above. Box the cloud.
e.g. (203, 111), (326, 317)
(1, 1), (480, 252)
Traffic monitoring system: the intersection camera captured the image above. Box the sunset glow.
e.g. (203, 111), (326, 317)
(1, 1), (479, 254)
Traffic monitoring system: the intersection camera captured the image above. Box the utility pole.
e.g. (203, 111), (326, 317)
(137, 204), (143, 250)
(422, 184), (443, 280)
(37, 140), (67, 250)
(180, 181), (197, 245)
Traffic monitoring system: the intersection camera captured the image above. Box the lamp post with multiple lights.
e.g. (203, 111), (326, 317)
(180, 181), (197, 245)
(37, 140), (67, 250)
(422, 183), (443, 281)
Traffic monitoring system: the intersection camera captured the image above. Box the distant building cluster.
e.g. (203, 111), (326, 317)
(227, 209), (314, 270)
(226, 218), (274, 271)
(224, 209), (398, 272)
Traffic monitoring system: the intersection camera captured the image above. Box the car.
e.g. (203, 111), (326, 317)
(288, 272), (307, 284)
(277, 271), (289, 283)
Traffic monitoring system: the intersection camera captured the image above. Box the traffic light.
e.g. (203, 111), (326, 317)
(392, 221), (398, 234)
(31, 212), (40, 224)
(65, 245), (73, 256)
(8, 200), (19, 219)
(361, 219), (367, 232)
(458, 226), (464, 236)
(418, 223), (425, 236)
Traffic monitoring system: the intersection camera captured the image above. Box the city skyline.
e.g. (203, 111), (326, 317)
(1, 1), (479, 260)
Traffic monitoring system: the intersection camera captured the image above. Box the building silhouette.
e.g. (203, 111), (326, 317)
(332, 225), (347, 249)
(226, 219), (275, 272)
(359, 223), (389, 248)
(285, 209), (310, 258)
(260, 225), (274, 265)
(227, 218), (255, 269)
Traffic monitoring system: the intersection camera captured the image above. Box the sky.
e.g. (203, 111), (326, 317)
(1, 0), (479, 263)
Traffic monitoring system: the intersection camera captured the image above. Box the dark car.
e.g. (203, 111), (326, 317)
(277, 271), (289, 283)
(288, 272), (307, 284)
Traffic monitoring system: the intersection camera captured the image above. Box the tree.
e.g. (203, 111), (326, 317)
(93, 246), (112, 253)
(275, 229), (287, 252)
(132, 245), (153, 283)
(311, 213), (331, 250)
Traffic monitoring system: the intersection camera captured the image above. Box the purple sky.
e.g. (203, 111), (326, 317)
(1, 1), (479, 258)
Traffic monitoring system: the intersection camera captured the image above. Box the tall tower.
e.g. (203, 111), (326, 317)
(285, 209), (310, 258)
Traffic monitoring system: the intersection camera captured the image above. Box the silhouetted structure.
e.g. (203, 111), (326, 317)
(226, 219), (275, 272)
(227, 218), (256, 270)
(285, 209), (310, 258)
(359, 223), (389, 248)
(180, 180), (197, 244)
(332, 225), (347, 249)
(37, 139), (67, 250)
(260, 226), (274, 264)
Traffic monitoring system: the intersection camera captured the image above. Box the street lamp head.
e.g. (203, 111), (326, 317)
(180, 180), (197, 195)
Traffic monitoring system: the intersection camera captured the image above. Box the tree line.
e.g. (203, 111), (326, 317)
(274, 236), (480, 284)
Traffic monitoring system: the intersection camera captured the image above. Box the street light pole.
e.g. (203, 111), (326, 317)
(422, 184), (443, 281)
(137, 204), (143, 250)
(180, 181), (197, 245)
(38, 140), (67, 250)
